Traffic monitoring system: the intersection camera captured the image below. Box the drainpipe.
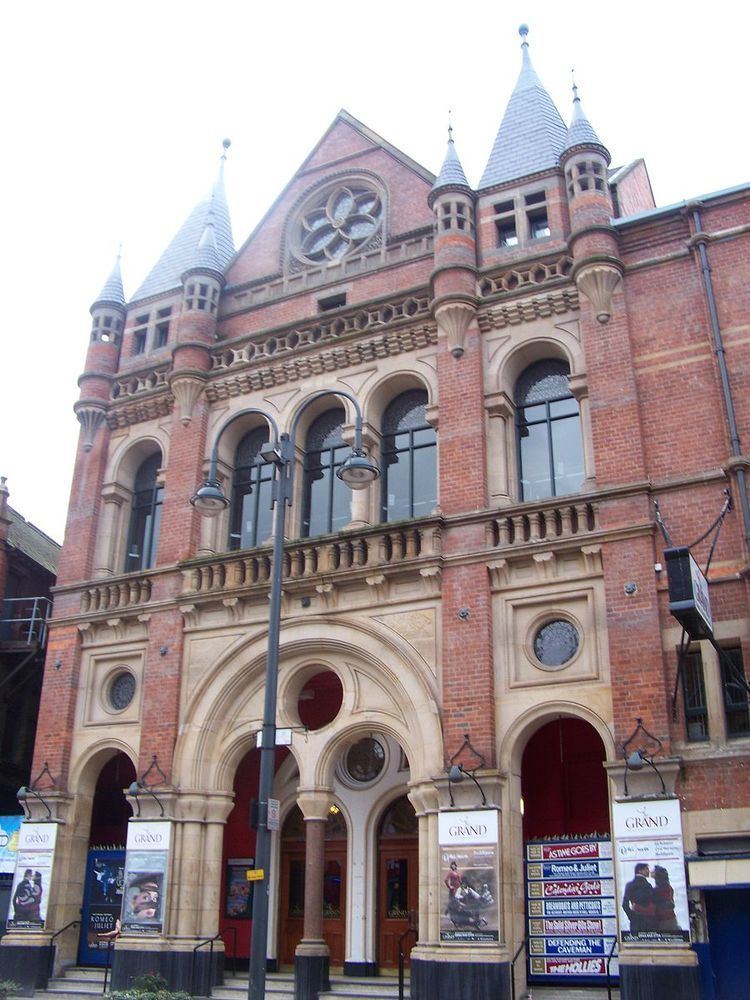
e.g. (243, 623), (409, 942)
(690, 204), (750, 556)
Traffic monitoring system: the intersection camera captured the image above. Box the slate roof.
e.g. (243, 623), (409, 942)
(431, 137), (472, 196)
(564, 85), (609, 158)
(132, 163), (234, 302)
(479, 28), (568, 190)
(185, 208), (223, 277)
(6, 507), (60, 576)
(92, 255), (126, 310)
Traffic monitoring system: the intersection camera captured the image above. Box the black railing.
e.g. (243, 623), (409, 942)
(47, 919), (80, 981)
(606, 935), (619, 1000)
(191, 933), (222, 997)
(102, 940), (115, 993)
(398, 916), (417, 1000)
(0, 597), (51, 645)
(509, 934), (529, 1000)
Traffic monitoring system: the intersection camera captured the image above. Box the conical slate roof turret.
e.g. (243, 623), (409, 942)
(563, 82), (610, 162)
(183, 201), (223, 278)
(133, 140), (235, 301)
(91, 253), (126, 311)
(479, 25), (567, 189)
(429, 125), (472, 206)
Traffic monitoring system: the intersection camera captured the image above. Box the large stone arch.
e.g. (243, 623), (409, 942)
(499, 699), (616, 775)
(173, 615), (443, 794)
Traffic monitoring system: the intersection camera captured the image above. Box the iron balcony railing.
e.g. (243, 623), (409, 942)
(0, 597), (52, 646)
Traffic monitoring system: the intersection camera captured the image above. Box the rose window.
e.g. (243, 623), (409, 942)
(294, 184), (382, 265)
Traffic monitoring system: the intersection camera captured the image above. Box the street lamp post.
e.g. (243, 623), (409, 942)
(191, 390), (378, 1000)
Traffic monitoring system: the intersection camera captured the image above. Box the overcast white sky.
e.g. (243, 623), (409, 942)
(2, 0), (748, 543)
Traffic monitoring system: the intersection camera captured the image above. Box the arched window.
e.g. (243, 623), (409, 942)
(229, 426), (273, 550)
(515, 360), (584, 501)
(381, 390), (436, 522)
(302, 409), (351, 537)
(125, 453), (163, 571)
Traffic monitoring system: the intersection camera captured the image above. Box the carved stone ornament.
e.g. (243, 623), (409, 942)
(435, 301), (476, 358)
(574, 264), (622, 324)
(74, 403), (107, 452)
(169, 372), (206, 426)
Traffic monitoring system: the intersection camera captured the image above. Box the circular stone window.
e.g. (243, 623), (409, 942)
(533, 620), (580, 668)
(343, 737), (386, 785)
(108, 670), (136, 711)
(292, 181), (383, 266)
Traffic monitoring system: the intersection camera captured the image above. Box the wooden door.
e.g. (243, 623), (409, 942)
(278, 843), (347, 969)
(378, 841), (418, 969)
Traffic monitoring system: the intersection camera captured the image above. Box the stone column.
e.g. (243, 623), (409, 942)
(93, 483), (129, 576)
(484, 392), (514, 504)
(295, 790), (332, 1000)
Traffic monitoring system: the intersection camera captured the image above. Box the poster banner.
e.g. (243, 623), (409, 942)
(0, 816), (23, 874)
(121, 820), (171, 935)
(225, 857), (254, 919)
(83, 852), (125, 957)
(612, 799), (690, 943)
(439, 809), (499, 944)
(526, 838), (616, 982)
(6, 822), (58, 930)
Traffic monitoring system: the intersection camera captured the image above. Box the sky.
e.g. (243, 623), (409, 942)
(2, 0), (748, 543)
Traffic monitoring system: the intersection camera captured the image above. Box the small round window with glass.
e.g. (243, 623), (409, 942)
(291, 181), (383, 267)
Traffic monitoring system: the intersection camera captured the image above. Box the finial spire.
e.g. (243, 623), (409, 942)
(221, 137), (231, 161)
(448, 109), (453, 144)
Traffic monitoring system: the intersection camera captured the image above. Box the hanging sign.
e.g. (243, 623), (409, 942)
(6, 822), (58, 930)
(664, 547), (713, 639)
(439, 809), (500, 944)
(121, 820), (171, 935)
(526, 838), (617, 982)
(612, 798), (690, 943)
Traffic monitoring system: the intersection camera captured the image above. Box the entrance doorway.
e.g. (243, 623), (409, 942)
(377, 796), (418, 970)
(78, 753), (135, 965)
(278, 805), (347, 968)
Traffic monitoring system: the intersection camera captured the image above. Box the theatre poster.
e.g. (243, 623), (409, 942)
(612, 798), (690, 944)
(439, 809), (500, 944)
(6, 821), (59, 931)
(121, 820), (171, 935)
(526, 837), (618, 981)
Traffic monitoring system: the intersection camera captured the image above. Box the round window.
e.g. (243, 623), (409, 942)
(533, 620), (580, 668)
(108, 671), (136, 711)
(344, 737), (386, 784)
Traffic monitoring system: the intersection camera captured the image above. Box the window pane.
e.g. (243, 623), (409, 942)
(521, 404), (546, 424)
(550, 397), (578, 418)
(550, 415), (585, 496)
(330, 474), (351, 533)
(519, 423), (552, 500)
(386, 859), (409, 918)
(384, 452), (411, 521)
(721, 647), (750, 738)
(305, 465), (330, 536)
(412, 444), (437, 518)
(682, 649), (709, 741)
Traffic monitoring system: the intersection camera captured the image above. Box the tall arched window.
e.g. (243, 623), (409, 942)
(302, 409), (351, 537)
(125, 453), (163, 571)
(515, 360), (584, 501)
(381, 390), (437, 522)
(229, 426), (273, 550)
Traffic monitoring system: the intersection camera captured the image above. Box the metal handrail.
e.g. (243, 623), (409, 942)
(192, 933), (222, 997)
(0, 597), (52, 645)
(398, 923), (417, 1000)
(509, 934), (529, 1000)
(606, 936), (619, 1000)
(102, 940), (114, 994)
(47, 919), (80, 980)
(221, 925), (238, 978)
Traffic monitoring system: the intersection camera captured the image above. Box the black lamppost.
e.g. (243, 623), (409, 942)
(191, 390), (378, 1000)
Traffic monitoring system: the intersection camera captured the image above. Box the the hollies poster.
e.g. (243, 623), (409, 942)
(121, 820), (171, 935)
(526, 838), (618, 980)
(6, 822), (58, 930)
(439, 809), (499, 944)
(612, 798), (690, 944)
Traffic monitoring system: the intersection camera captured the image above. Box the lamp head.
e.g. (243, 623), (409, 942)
(127, 781), (142, 796)
(448, 764), (465, 783)
(190, 481), (229, 517)
(626, 750), (645, 771)
(16, 786), (28, 802)
(337, 451), (379, 490)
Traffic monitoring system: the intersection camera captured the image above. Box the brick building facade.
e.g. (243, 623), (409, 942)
(2, 26), (748, 1000)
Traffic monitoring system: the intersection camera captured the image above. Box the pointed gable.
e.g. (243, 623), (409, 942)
(479, 26), (567, 190)
(132, 164), (234, 302)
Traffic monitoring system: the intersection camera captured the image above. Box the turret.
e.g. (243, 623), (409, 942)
(74, 254), (125, 451)
(560, 83), (622, 323)
(429, 125), (477, 358)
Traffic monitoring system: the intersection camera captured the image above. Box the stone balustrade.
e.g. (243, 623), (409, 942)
(487, 499), (598, 548)
(81, 576), (152, 612)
